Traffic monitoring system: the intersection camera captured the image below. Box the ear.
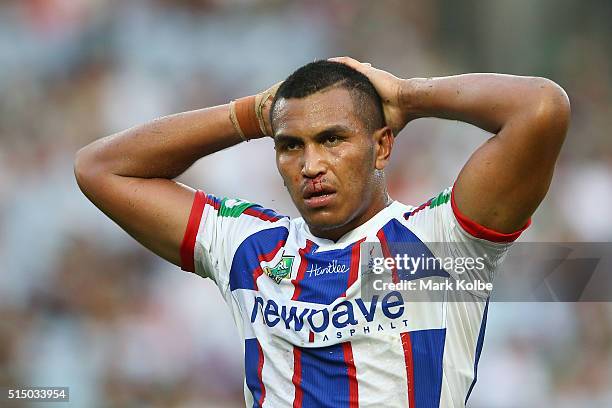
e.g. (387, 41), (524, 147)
(373, 126), (394, 170)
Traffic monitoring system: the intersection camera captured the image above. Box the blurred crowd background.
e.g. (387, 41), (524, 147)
(1, 0), (611, 407)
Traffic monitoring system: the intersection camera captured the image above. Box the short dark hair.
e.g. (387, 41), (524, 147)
(270, 60), (385, 133)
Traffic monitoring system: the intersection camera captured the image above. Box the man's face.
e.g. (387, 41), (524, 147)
(273, 87), (390, 239)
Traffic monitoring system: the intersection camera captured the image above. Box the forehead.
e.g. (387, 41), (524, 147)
(272, 87), (363, 137)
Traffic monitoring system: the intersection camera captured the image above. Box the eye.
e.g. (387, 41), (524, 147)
(276, 140), (302, 152)
(324, 134), (341, 146)
(286, 141), (301, 151)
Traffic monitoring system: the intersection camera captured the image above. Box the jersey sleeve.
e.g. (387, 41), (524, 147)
(179, 191), (287, 290)
(403, 185), (530, 298)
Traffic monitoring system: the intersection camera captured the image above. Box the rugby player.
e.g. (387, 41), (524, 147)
(74, 57), (570, 407)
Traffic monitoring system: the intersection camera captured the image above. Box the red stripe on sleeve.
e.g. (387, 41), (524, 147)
(400, 332), (416, 408)
(243, 207), (282, 222)
(450, 188), (530, 243)
(292, 347), (303, 408)
(342, 342), (359, 408)
(180, 191), (206, 272)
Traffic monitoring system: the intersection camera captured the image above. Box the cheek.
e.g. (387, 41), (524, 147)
(335, 147), (372, 187)
(276, 156), (300, 189)
(276, 154), (290, 175)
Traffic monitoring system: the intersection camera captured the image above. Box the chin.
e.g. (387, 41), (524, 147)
(303, 211), (351, 232)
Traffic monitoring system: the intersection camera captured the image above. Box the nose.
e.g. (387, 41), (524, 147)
(301, 144), (326, 179)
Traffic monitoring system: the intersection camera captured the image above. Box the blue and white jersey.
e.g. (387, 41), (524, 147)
(180, 186), (528, 408)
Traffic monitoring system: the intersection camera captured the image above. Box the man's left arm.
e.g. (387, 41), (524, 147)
(401, 73), (570, 233)
(330, 57), (570, 233)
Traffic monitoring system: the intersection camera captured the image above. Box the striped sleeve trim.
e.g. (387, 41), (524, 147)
(450, 187), (530, 243)
(180, 190), (206, 272)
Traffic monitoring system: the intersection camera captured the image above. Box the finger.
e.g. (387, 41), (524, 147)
(328, 56), (370, 73)
(330, 57), (371, 69)
(328, 56), (362, 66)
(328, 56), (358, 62)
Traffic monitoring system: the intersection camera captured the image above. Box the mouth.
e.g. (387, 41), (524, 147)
(302, 185), (337, 209)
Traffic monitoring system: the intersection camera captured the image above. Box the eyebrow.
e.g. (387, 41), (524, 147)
(274, 125), (353, 143)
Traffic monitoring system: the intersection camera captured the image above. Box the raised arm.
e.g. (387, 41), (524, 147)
(330, 57), (571, 234)
(74, 85), (277, 268)
(402, 74), (570, 233)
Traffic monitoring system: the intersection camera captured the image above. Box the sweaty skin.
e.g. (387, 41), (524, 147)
(330, 56), (570, 233)
(272, 86), (393, 241)
(74, 57), (570, 269)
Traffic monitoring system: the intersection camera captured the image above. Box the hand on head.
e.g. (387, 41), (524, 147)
(328, 56), (411, 135)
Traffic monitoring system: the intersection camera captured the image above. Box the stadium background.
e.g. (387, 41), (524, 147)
(1, 0), (611, 406)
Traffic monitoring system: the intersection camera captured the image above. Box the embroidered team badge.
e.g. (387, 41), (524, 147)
(263, 255), (294, 284)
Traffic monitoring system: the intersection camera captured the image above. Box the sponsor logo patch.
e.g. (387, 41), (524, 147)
(263, 255), (295, 283)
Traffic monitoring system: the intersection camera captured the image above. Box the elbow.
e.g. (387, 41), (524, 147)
(74, 146), (93, 194)
(531, 78), (571, 132)
(74, 143), (107, 196)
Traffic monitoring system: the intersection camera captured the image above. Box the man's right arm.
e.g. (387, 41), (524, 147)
(74, 104), (243, 268)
